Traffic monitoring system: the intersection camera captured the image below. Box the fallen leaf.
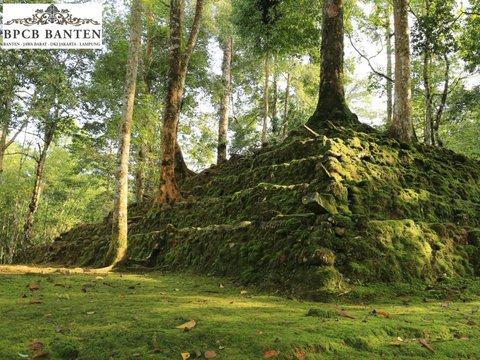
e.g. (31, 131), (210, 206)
(176, 320), (196, 331)
(31, 352), (48, 359)
(29, 300), (43, 305)
(181, 352), (190, 360)
(389, 341), (402, 346)
(204, 350), (217, 359)
(263, 350), (280, 358)
(18, 353), (29, 358)
(86, 311), (96, 315)
(30, 342), (44, 351)
(28, 285), (41, 291)
(378, 311), (390, 318)
(419, 339), (435, 353)
(335, 309), (354, 319)
(293, 347), (306, 360)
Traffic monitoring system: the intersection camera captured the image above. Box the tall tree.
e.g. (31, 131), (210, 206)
(389, 0), (416, 143)
(307, 0), (356, 128)
(23, 52), (79, 245)
(261, 54), (270, 145)
(385, 3), (393, 127)
(155, 0), (205, 204)
(109, 0), (143, 266)
(217, 35), (233, 164)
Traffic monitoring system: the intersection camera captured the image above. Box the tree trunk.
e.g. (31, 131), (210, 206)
(155, 0), (204, 205)
(135, 143), (147, 203)
(110, 0), (143, 266)
(389, 0), (416, 143)
(0, 95), (12, 183)
(175, 139), (195, 181)
(261, 54), (270, 145)
(307, 0), (355, 128)
(282, 71), (291, 137)
(385, 5), (393, 127)
(217, 35), (233, 165)
(23, 139), (50, 245)
(423, 50), (433, 145)
(272, 60), (279, 135)
(421, 0), (434, 145)
(0, 119), (8, 183)
(433, 54), (450, 147)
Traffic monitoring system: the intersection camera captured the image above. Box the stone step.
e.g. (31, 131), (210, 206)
(132, 182), (313, 234)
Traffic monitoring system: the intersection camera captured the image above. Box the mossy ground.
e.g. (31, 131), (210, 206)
(1, 267), (480, 360)
(28, 124), (480, 296)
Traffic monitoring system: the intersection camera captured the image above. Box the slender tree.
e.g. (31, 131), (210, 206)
(261, 54), (270, 145)
(217, 36), (233, 164)
(282, 70), (291, 137)
(385, 4), (393, 127)
(24, 100), (60, 244)
(389, 0), (416, 143)
(109, 0), (143, 265)
(307, 0), (356, 128)
(155, 0), (205, 204)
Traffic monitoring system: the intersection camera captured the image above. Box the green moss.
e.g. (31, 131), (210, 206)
(2, 272), (480, 359)
(28, 125), (480, 296)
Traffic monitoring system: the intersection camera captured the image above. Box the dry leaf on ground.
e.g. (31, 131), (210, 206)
(176, 320), (196, 331)
(204, 350), (217, 359)
(30, 342), (44, 351)
(293, 347), (306, 360)
(31, 352), (49, 359)
(419, 339), (435, 353)
(335, 309), (354, 319)
(263, 350), (280, 358)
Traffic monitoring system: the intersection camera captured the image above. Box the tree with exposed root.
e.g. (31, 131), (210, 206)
(389, 0), (416, 143)
(155, 0), (205, 205)
(307, 0), (357, 128)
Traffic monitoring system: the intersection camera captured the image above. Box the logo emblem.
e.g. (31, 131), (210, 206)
(5, 4), (101, 27)
(2, 3), (103, 49)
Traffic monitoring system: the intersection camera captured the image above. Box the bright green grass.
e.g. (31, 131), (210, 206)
(1, 271), (479, 359)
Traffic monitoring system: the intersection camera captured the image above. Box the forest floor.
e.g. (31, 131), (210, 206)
(1, 267), (480, 360)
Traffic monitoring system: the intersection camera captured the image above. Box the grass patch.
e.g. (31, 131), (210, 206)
(0, 269), (480, 359)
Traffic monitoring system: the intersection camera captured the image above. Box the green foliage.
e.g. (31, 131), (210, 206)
(232, 0), (322, 55)
(460, 0), (480, 71)
(441, 85), (480, 159)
